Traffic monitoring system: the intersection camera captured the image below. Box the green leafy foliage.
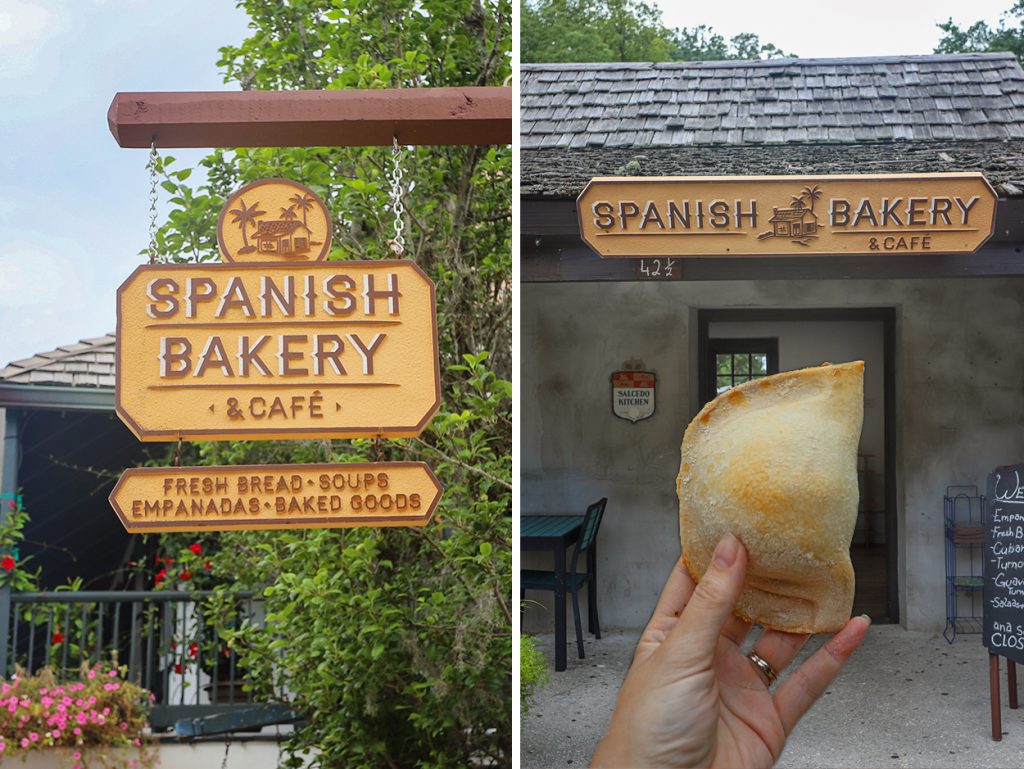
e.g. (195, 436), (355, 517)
(521, 0), (793, 63)
(147, 1), (511, 766)
(519, 634), (549, 714)
(935, 1), (1024, 63)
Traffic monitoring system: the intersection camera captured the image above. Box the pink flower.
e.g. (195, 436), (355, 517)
(20, 738), (28, 748)
(73, 751), (82, 760)
(86, 670), (96, 680)
(72, 727), (81, 735)
(29, 732), (38, 742)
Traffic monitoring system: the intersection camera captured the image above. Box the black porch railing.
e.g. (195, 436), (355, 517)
(0, 591), (266, 731)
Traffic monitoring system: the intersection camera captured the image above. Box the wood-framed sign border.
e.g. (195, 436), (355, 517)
(114, 259), (441, 442)
(576, 172), (998, 259)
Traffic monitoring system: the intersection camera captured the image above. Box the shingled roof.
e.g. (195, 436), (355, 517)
(521, 53), (1024, 198)
(522, 53), (1024, 147)
(0, 334), (116, 389)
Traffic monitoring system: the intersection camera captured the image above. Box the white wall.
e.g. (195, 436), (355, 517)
(521, 277), (1024, 633)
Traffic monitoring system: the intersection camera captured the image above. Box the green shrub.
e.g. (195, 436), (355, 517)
(520, 634), (549, 714)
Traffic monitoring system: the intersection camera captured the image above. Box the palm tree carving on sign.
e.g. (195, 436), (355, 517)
(289, 192), (315, 227)
(229, 199), (266, 254)
(218, 180), (330, 261)
(759, 184), (823, 245)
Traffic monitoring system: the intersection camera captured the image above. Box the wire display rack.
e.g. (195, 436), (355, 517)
(944, 485), (987, 643)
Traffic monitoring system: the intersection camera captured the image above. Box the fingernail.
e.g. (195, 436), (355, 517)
(712, 533), (739, 569)
(859, 614), (872, 625)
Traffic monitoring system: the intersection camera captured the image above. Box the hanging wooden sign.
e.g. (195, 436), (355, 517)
(115, 259), (440, 441)
(577, 173), (997, 258)
(109, 462), (443, 532)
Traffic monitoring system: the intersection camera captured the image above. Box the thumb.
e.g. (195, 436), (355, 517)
(669, 533), (747, 661)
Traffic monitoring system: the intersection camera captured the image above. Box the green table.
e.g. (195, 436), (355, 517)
(522, 515), (596, 671)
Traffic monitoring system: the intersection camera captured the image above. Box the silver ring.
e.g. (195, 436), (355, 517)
(746, 651), (778, 686)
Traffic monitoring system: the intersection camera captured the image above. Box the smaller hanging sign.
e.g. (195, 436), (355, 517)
(109, 462), (443, 533)
(611, 360), (656, 423)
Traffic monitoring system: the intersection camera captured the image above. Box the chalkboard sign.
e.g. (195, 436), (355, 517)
(984, 465), (1024, 665)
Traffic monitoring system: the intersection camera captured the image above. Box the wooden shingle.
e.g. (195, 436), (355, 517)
(521, 53), (1024, 150)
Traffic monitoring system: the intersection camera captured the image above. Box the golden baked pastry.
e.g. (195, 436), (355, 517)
(677, 361), (864, 633)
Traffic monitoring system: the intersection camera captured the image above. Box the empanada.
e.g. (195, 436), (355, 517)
(677, 361), (864, 633)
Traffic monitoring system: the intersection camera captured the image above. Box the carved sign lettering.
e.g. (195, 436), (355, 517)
(116, 260), (440, 441)
(109, 462), (443, 533)
(577, 173), (998, 258)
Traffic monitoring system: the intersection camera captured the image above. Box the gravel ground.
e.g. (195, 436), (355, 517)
(522, 625), (1024, 769)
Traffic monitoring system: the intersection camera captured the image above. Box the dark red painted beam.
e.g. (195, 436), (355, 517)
(108, 88), (512, 148)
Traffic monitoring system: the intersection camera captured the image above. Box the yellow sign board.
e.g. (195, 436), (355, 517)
(217, 178), (332, 263)
(116, 260), (440, 441)
(109, 462), (443, 532)
(577, 173), (997, 258)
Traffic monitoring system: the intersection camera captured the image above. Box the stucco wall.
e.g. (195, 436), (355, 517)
(520, 277), (1024, 633)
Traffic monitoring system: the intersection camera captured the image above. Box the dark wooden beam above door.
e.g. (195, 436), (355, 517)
(522, 198), (1024, 282)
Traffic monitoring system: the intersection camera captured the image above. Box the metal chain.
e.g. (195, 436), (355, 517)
(386, 137), (406, 256)
(147, 140), (160, 264)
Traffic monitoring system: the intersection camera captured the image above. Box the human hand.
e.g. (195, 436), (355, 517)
(590, 533), (870, 769)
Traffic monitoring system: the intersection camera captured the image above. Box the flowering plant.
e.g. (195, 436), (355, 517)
(0, 498), (40, 592)
(146, 538), (248, 692)
(0, 664), (156, 768)
(150, 538), (214, 590)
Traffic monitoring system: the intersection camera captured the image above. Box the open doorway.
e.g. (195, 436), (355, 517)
(697, 308), (897, 623)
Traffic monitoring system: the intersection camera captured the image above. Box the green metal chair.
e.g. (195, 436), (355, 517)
(522, 497), (607, 660)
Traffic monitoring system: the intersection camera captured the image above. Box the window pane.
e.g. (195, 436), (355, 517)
(752, 354), (767, 375)
(716, 375), (732, 393)
(716, 354), (731, 375)
(733, 354), (750, 375)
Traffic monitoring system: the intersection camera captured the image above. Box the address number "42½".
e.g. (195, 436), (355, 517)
(636, 258), (680, 280)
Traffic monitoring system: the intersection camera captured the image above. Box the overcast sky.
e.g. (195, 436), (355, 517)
(656, 0), (1011, 58)
(0, 0), (249, 365)
(0, 0), (1019, 365)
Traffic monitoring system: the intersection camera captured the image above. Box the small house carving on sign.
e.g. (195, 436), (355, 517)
(218, 178), (332, 263)
(611, 359), (655, 423)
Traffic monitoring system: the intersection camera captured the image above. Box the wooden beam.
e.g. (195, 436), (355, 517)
(523, 236), (1024, 282)
(523, 196), (1024, 281)
(108, 88), (512, 148)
